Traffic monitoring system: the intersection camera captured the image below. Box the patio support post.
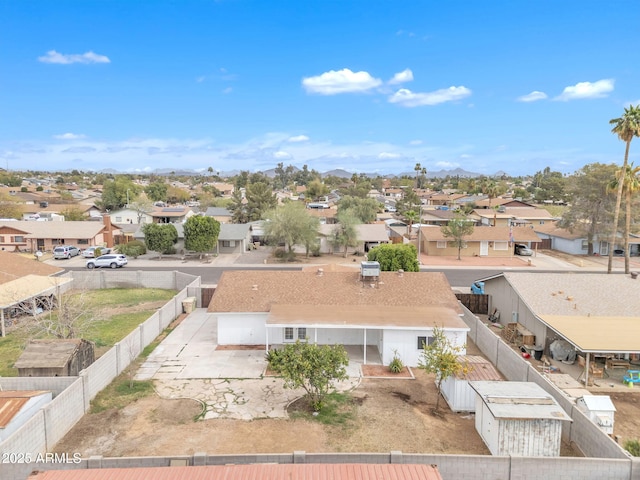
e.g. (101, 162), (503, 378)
(265, 328), (269, 353)
(585, 352), (590, 387)
(363, 329), (367, 365)
(1, 309), (5, 337)
(314, 328), (317, 344)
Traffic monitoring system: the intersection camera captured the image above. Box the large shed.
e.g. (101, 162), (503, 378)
(440, 356), (502, 412)
(469, 381), (572, 457)
(15, 339), (95, 377)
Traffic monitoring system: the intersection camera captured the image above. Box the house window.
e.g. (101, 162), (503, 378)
(417, 336), (435, 349)
(539, 220), (545, 225)
(581, 240), (588, 251)
(284, 327), (306, 342)
(222, 240), (236, 248)
(284, 327), (294, 341)
(297, 327), (307, 340)
(493, 241), (508, 251)
(78, 239), (89, 245)
(0, 236), (4, 242)
(437, 241), (446, 249)
(14, 236), (24, 242)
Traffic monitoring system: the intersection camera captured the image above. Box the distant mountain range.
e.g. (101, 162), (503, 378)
(96, 166), (510, 179)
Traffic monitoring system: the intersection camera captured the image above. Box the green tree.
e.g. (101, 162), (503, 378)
(234, 170), (250, 189)
(183, 215), (220, 257)
(560, 163), (617, 255)
(608, 105), (640, 273)
(60, 206), (86, 221)
(337, 196), (380, 223)
(267, 340), (349, 412)
(0, 173), (22, 187)
(228, 190), (249, 223)
(367, 243), (419, 272)
(100, 176), (140, 211)
(419, 326), (466, 412)
(246, 182), (277, 221)
(263, 202), (319, 256)
(145, 181), (168, 202)
(142, 223), (178, 259)
(403, 210), (418, 237)
(306, 179), (330, 202)
(441, 213), (475, 260)
(129, 197), (154, 224)
(608, 163), (640, 273)
(0, 192), (22, 219)
(166, 185), (190, 204)
(333, 209), (360, 257)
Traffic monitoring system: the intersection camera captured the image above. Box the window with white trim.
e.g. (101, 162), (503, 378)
(581, 240), (588, 251)
(436, 241), (447, 249)
(284, 327), (294, 341)
(493, 241), (508, 251)
(417, 336), (435, 349)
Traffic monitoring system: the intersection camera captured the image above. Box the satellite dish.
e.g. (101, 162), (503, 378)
(35, 251), (43, 257)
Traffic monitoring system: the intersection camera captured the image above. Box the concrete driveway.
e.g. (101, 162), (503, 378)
(136, 309), (359, 420)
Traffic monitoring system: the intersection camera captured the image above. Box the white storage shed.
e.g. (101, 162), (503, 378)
(577, 395), (616, 435)
(469, 381), (572, 457)
(440, 356), (502, 412)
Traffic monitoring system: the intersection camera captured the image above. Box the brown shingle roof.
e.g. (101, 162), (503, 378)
(0, 251), (63, 285)
(208, 270), (462, 315)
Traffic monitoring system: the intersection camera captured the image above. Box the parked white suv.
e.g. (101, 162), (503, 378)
(53, 246), (80, 259)
(86, 254), (128, 269)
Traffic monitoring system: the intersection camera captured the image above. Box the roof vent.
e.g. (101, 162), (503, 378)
(317, 268), (324, 276)
(397, 269), (404, 277)
(251, 285), (258, 291)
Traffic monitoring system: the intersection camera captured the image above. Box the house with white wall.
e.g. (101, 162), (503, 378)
(207, 264), (469, 367)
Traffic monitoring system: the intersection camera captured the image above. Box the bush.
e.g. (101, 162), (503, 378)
(265, 348), (282, 365)
(274, 248), (296, 262)
(163, 247), (177, 255)
(388, 350), (404, 373)
(625, 439), (640, 456)
(116, 240), (147, 258)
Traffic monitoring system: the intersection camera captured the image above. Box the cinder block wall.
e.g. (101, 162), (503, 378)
(42, 378), (85, 449)
(0, 377), (77, 396)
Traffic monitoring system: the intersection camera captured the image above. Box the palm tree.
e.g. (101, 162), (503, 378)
(404, 210), (418, 237)
(607, 105), (640, 273)
(608, 163), (640, 273)
(414, 163), (421, 189)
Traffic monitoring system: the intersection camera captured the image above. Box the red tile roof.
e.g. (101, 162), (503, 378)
(31, 463), (443, 480)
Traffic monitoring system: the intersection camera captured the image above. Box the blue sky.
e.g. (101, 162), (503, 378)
(1, 1), (639, 176)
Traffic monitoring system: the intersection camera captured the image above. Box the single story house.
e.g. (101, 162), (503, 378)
(534, 222), (640, 256)
(420, 209), (458, 226)
(150, 206), (195, 224)
(208, 265), (469, 367)
(217, 224), (252, 254)
(478, 272), (640, 385)
(470, 381), (572, 457)
(15, 339), (95, 377)
(0, 218), (115, 253)
(0, 390), (52, 442)
(317, 223), (390, 254)
(108, 207), (153, 225)
(419, 226), (541, 257)
(473, 198), (535, 209)
(307, 206), (338, 225)
(427, 193), (468, 208)
(204, 207), (233, 224)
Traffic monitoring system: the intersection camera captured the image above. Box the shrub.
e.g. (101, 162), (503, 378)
(116, 240), (147, 258)
(625, 439), (640, 456)
(388, 350), (404, 373)
(265, 348), (282, 365)
(94, 247), (103, 257)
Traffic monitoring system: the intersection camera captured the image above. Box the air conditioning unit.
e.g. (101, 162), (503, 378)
(361, 261), (380, 278)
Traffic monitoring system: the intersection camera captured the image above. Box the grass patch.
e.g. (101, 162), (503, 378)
(85, 311), (158, 347)
(91, 376), (155, 413)
(82, 288), (175, 307)
(0, 336), (25, 377)
(290, 392), (356, 426)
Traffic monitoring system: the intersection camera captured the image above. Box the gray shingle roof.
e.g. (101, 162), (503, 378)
(218, 223), (250, 240)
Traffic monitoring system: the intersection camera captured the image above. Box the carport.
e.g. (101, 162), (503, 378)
(538, 314), (640, 386)
(0, 274), (73, 337)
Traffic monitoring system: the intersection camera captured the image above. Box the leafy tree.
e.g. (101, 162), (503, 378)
(608, 105), (640, 273)
(333, 209), (360, 257)
(183, 215), (220, 257)
(396, 189), (421, 217)
(403, 210), (418, 237)
(145, 181), (168, 202)
(337, 196), (380, 223)
(306, 179), (330, 202)
(294, 164), (314, 186)
(367, 243), (419, 272)
(532, 167), (566, 203)
(263, 202), (319, 256)
(142, 223), (178, 258)
(267, 340), (349, 412)
(100, 177), (140, 211)
(0, 192), (23, 219)
(274, 162), (295, 190)
(419, 326), (466, 412)
(560, 163), (617, 255)
(60, 206), (86, 221)
(441, 213), (475, 260)
(608, 163), (640, 273)
(129, 197), (154, 224)
(0, 173), (23, 187)
(234, 170), (250, 189)
(246, 182), (277, 221)
(166, 185), (190, 204)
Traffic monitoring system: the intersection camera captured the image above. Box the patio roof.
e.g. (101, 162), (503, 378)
(267, 304), (468, 330)
(538, 314), (640, 353)
(0, 274), (73, 309)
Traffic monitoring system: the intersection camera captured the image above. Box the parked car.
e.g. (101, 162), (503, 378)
(81, 246), (112, 258)
(53, 245), (80, 259)
(514, 244), (533, 256)
(86, 254), (128, 269)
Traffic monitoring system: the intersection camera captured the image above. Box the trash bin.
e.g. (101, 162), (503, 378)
(534, 347), (544, 361)
(182, 297), (196, 314)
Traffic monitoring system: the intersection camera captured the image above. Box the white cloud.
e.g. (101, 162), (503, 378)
(388, 69), (414, 85)
(287, 135), (310, 143)
(302, 68), (382, 95)
(517, 91), (548, 102)
(38, 50), (111, 65)
(409, 140), (423, 145)
(388, 86), (472, 107)
(273, 150), (291, 159)
(196, 76), (206, 83)
(459, 154), (472, 159)
(436, 161), (460, 169)
(222, 87), (233, 94)
(378, 152), (401, 159)
(554, 79), (614, 101)
(53, 133), (86, 140)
